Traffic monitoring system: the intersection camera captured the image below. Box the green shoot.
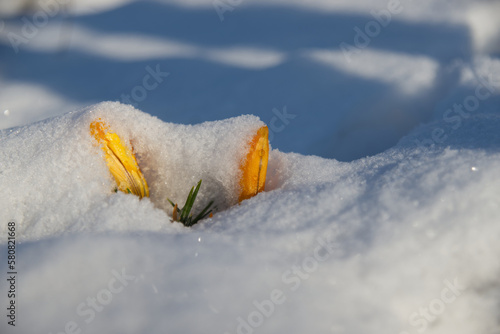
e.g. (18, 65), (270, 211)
(167, 180), (215, 227)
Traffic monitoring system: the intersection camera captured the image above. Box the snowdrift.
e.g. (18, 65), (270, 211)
(0, 102), (266, 239)
(1, 101), (500, 334)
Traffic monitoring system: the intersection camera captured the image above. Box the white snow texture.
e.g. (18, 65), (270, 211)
(1, 0), (500, 334)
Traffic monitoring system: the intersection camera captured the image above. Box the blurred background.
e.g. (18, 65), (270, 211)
(0, 0), (499, 160)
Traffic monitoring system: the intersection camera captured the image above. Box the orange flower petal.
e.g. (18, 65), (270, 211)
(238, 126), (269, 202)
(90, 118), (149, 198)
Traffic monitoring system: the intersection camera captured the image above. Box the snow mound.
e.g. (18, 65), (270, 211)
(0, 102), (265, 240)
(1, 101), (500, 334)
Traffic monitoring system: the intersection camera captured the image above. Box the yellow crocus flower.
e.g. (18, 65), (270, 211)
(239, 126), (269, 202)
(90, 119), (149, 198)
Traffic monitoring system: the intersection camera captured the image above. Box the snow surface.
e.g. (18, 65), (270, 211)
(1, 0), (500, 333)
(0, 102), (266, 239)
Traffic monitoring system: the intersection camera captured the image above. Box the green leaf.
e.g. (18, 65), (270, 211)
(180, 184), (195, 221)
(167, 180), (215, 227)
(192, 200), (214, 223)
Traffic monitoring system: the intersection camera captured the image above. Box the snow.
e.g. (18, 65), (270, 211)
(0, 103), (266, 240)
(1, 0), (500, 333)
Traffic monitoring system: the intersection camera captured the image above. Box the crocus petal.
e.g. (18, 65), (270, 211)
(90, 119), (149, 198)
(238, 126), (269, 202)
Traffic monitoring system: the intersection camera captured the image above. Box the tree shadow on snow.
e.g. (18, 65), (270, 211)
(0, 1), (477, 161)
